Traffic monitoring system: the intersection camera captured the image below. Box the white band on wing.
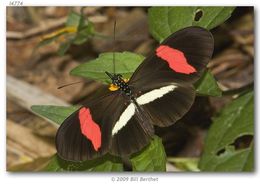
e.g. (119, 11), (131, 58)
(111, 84), (177, 135)
(112, 103), (135, 135)
(137, 84), (176, 105)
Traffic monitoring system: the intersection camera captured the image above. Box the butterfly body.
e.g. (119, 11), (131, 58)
(56, 26), (214, 161)
(106, 71), (132, 97)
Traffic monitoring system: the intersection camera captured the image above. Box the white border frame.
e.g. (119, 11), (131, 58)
(1, 0), (258, 185)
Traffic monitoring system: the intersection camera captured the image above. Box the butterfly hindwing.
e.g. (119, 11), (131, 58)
(134, 81), (196, 127)
(110, 113), (154, 156)
(109, 97), (154, 156)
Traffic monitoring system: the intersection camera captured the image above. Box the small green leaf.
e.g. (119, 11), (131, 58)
(195, 70), (222, 97)
(66, 11), (81, 27)
(199, 91), (254, 171)
(130, 136), (166, 171)
(70, 52), (144, 84)
(73, 30), (89, 45)
(31, 105), (79, 125)
(44, 154), (123, 172)
(67, 8), (95, 45)
(72, 12), (95, 45)
(37, 34), (63, 48)
(148, 7), (235, 42)
(73, 22), (95, 45)
(57, 41), (72, 56)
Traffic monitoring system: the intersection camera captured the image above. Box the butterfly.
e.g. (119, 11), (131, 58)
(56, 26), (214, 161)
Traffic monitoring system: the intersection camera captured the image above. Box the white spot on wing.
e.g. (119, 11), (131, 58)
(112, 103), (135, 135)
(137, 85), (176, 105)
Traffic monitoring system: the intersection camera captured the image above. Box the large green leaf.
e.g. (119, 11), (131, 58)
(130, 136), (166, 171)
(44, 154), (123, 172)
(167, 157), (199, 172)
(199, 91), (254, 171)
(148, 7), (235, 42)
(70, 52), (144, 84)
(193, 7), (235, 29)
(31, 105), (79, 125)
(195, 70), (222, 97)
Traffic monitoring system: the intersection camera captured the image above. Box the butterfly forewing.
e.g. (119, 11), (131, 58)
(129, 26), (214, 85)
(56, 91), (126, 161)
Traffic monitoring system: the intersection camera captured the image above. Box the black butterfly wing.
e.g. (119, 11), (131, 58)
(56, 91), (126, 161)
(129, 26), (214, 86)
(127, 26), (213, 128)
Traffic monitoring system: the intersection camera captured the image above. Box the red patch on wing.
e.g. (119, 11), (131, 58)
(79, 107), (101, 151)
(156, 45), (196, 74)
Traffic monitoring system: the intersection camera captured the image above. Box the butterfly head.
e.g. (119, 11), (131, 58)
(105, 71), (123, 84)
(105, 71), (131, 95)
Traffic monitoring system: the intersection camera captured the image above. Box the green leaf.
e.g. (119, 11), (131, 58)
(31, 105), (79, 125)
(73, 22), (95, 45)
(148, 7), (235, 42)
(66, 11), (81, 27)
(70, 52), (144, 84)
(195, 70), (222, 97)
(193, 7), (235, 29)
(44, 154), (123, 172)
(242, 143), (254, 171)
(37, 34), (63, 48)
(72, 12), (95, 45)
(130, 136), (166, 171)
(167, 157), (199, 172)
(57, 41), (72, 56)
(64, 10), (95, 46)
(199, 91), (254, 171)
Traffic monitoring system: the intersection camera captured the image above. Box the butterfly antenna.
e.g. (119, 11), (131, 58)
(113, 20), (116, 75)
(57, 81), (84, 89)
